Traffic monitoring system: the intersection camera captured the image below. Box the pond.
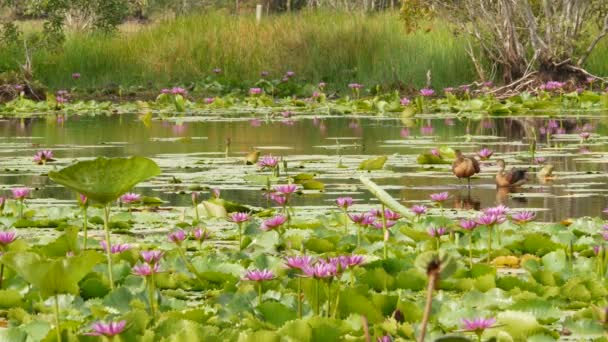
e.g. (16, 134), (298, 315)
(1, 113), (607, 221)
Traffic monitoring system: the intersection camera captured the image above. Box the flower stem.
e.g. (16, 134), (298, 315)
(238, 222), (242, 251)
(0, 264), (4, 289)
(468, 233), (473, 269)
(381, 205), (387, 260)
(148, 273), (157, 321)
(176, 245), (207, 286)
(315, 279), (320, 315)
(103, 204), (114, 289)
(297, 277), (302, 318)
(343, 209), (348, 234)
(357, 225), (361, 248)
(18, 199), (24, 219)
(418, 271), (438, 342)
(258, 282), (263, 306)
(54, 294), (62, 342)
(82, 207), (88, 251)
(326, 281), (331, 317)
(487, 224), (493, 264)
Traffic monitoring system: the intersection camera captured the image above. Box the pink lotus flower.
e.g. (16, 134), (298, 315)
(100, 241), (131, 254)
(511, 211), (536, 223)
(400, 97), (410, 106)
(11, 187), (30, 200)
(286, 255), (313, 269)
(120, 193), (140, 204)
(72, 73), (81, 80)
(88, 320), (127, 337)
(132, 263), (160, 277)
(168, 230), (187, 244)
(580, 132), (591, 140)
(541, 81), (565, 91)
(140, 250), (163, 264)
(301, 262), (337, 279)
(419, 88), (435, 97)
(33, 150), (54, 164)
(204, 97), (215, 104)
(281, 111), (292, 118)
(0, 231), (17, 246)
(462, 317), (496, 332)
(258, 155), (279, 169)
(270, 192), (287, 206)
(171, 87), (186, 95)
(444, 87), (454, 93)
(430, 192), (449, 203)
(160, 88), (171, 94)
(274, 184), (298, 195)
(56, 96), (68, 104)
(243, 269), (275, 281)
(594, 245), (601, 255)
(459, 219), (477, 231)
(211, 188), (221, 199)
(336, 197), (353, 209)
(483, 81), (493, 88)
(377, 336), (392, 342)
(383, 209), (401, 221)
(420, 125), (434, 135)
(428, 227), (448, 237)
(484, 205), (509, 216)
(411, 205), (427, 216)
(192, 228), (210, 241)
(348, 83), (363, 89)
(285, 71), (295, 77)
(230, 212), (251, 223)
(476, 214), (506, 226)
(249, 88), (262, 95)
(372, 220), (396, 229)
(535, 157), (546, 164)
(261, 215), (287, 231)
(330, 255), (364, 268)
(318, 82), (326, 89)
(430, 148), (440, 157)
(400, 128), (410, 138)
(477, 148), (493, 160)
(312, 91), (322, 98)
(78, 194), (88, 206)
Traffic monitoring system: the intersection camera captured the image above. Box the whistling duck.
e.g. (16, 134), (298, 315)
(452, 150), (481, 187)
(495, 159), (527, 187)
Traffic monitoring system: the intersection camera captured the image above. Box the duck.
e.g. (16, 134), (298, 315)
(452, 150), (480, 187)
(536, 164), (555, 181)
(495, 159), (527, 187)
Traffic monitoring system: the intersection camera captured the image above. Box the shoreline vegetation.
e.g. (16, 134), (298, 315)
(1, 11), (607, 98)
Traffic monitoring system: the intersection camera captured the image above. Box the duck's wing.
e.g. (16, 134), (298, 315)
(507, 168), (527, 184)
(471, 157), (481, 173)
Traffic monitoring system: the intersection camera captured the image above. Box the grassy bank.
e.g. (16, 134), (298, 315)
(1, 11), (608, 92)
(0, 11), (478, 91)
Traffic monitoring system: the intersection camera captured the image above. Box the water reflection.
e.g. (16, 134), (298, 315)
(0, 114), (608, 221)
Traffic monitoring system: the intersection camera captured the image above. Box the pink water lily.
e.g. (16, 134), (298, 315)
(372, 220), (396, 229)
(249, 87), (262, 95)
(120, 193), (140, 204)
(430, 148), (440, 157)
(411, 205), (427, 216)
(260, 215), (288, 231)
(269, 192), (287, 206)
(140, 250), (163, 264)
(132, 263), (160, 277)
(428, 227), (448, 237)
(348, 83), (363, 89)
(301, 262), (337, 279)
(400, 97), (410, 106)
(419, 88), (435, 97)
(243, 269), (275, 281)
(580, 131), (591, 140)
(230, 212), (251, 223)
(168, 230), (187, 244)
(477, 148), (493, 160)
(462, 317), (496, 332)
(336, 197), (353, 209)
(285, 255), (313, 269)
(274, 184), (298, 195)
(0, 231), (16, 246)
(88, 320), (127, 337)
(33, 150), (54, 164)
(459, 219), (478, 231)
(511, 211), (536, 223)
(430, 192), (449, 203)
(100, 241), (131, 254)
(11, 187), (30, 200)
(476, 214), (506, 226)
(484, 205), (510, 216)
(192, 228), (210, 242)
(258, 155), (279, 169)
(171, 87), (186, 95)
(72, 73), (81, 80)
(204, 97), (215, 104)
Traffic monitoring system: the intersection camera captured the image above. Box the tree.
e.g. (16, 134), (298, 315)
(402, 0), (608, 87)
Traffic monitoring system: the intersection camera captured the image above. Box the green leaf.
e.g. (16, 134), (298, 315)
(359, 156), (387, 170)
(48, 157), (161, 204)
(301, 180), (325, 191)
(417, 153), (450, 165)
(257, 301), (297, 327)
(0, 289), (23, 308)
(1, 250), (104, 298)
(337, 288), (383, 323)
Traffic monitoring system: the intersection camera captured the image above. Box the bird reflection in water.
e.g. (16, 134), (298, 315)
(452, 192), (481, 211)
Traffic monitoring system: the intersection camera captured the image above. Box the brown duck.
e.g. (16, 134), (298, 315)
(452, 150), (480, 187)
(495, 159), (527, 187)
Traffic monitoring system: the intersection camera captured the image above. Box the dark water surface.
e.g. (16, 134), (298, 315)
(2, 113), (608, 221)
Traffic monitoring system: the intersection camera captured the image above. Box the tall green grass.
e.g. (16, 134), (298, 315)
(4, 11), (607, 91)
(1, 11), (478, 90)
